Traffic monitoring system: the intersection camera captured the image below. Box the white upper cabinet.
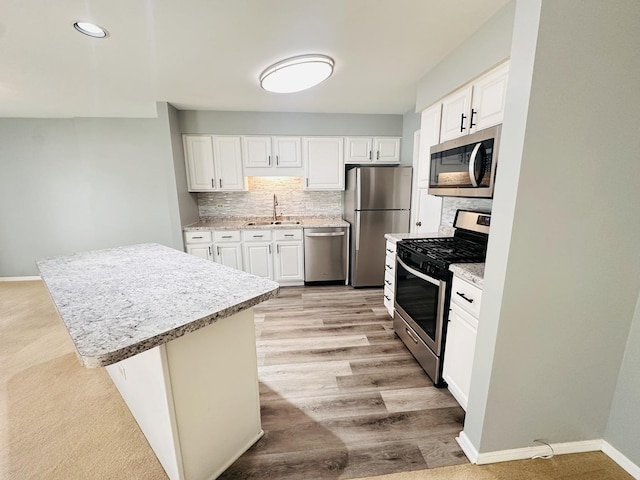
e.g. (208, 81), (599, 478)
(439, 61), (509, 142)
(302, 137), (345, 191)
(183, 135), (245, 192)
(242, 136), (302, 169)
(345, 137), (401, 164)
(184, 135), (216, 191)
(213, 136), (245, 190)
(469, 62), (510, 133)
(417, 104), (442, 189)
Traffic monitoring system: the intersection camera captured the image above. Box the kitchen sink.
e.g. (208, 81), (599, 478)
(244, 220), (301, 226)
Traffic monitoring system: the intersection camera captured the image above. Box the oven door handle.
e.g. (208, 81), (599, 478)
(397, 257), (441, 287)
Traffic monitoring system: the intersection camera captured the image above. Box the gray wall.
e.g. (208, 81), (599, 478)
(465, 0), (640, 465)
(179, 110), (403, 137)
(168, 104), (199, 226)
(0, 103), (184, 277)
(415, 1), (515, 112)
(401, 109), (420, 167)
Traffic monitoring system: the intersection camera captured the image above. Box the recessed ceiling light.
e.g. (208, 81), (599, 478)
(260, 54), (334, 93)
(73, 21), (108, 38)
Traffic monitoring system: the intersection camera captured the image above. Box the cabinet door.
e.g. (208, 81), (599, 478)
(442, 304), (478, 411)
(440, 85), (473, 142)
(345, 137), (373, 164)
(214, 243), (243, 270)
(273, 137), (302, 167)
(302, 137), (345, 190)
(411, 188), (442, 234)
(184, 135), (215, 191)
(242, 136), (272, 168)
(470, 62), (509, 133)
(373, 138), (401, 163)
(274, 242), (304, 282)
(213, 136), (245, 191)
(186, 244), (212, 260)
(243, 243), (273, 279)
(417, 104), (441, 189)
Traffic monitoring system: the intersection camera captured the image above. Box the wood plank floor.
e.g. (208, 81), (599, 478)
(219, 285), (467, 480)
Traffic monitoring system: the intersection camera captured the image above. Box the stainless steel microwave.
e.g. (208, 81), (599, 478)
(428, 124), (501, 198)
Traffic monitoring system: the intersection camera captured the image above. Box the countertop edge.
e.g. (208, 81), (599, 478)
(77, 286), (279, 368)
(449, 263), (485, 288)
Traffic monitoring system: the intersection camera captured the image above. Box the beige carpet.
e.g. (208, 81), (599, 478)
(0, 281), (633, 480)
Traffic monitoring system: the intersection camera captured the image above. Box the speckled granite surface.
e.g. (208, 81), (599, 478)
(184, 216), (349, 231)
(36, 243), (279, 368)
(384, 226), (455, 244)
(449, 263), (485, 287)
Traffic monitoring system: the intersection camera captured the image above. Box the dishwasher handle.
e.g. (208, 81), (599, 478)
(304, 232), (345, 237)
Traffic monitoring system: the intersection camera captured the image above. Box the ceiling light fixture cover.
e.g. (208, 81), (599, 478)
(73, 21), (109, 38)
(260, 54), (334, 93)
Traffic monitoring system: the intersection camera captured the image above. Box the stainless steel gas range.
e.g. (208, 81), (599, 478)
(394, 210), (490, 387)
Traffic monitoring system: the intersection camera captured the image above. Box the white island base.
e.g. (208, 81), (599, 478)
(106, 307), (261, 480)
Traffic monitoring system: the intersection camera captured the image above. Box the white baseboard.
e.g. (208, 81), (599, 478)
(602, 441), (640, 479)
(458, 432), (639, 479)
(0, 276), (41, 282)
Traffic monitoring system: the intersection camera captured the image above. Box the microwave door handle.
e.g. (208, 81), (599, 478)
(468, 142), (483, 187)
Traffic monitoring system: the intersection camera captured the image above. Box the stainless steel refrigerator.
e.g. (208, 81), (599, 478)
(344, 166), (412, 287)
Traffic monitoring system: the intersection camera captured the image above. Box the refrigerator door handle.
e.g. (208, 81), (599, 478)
(354, 211), (360, 251)
(355, 169), (362, 210)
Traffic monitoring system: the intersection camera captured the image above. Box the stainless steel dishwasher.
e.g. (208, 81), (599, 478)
(303, 227), (349, 284)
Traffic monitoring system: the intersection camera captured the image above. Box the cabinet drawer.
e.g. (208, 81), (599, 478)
(213, 230), (241, 242)
(451, 275), (482, 317)
(274, 229), (302, 241)
(384, 253), (396, 276)
(242, 230), (273, 242)
(383, 286), (394, 316)
(384, 270), (394, 290)
(385, 240), (397, 255)
(184, 231), (212, 244)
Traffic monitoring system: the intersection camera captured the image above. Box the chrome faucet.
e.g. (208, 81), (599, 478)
(272, 194), (279, 221)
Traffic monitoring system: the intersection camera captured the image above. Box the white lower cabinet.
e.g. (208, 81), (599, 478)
(213, 231), (243, 270)
(443, 275), (482, 411)
(383, 240), (397, 317)
(242, 230), (273, 279)
(184, 231), (213, 261)
(273, 230), (304, 285)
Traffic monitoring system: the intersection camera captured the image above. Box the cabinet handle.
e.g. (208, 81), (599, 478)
(219, 179), (222, 188)
(384, 294), (391, 301)
(456, 291), (474, 303)
(217, 246), (220, 256)
(416, 221), (422, 227)
(222, 235), (232, 239)
(268, 244), (272, 254)
(192, 236), (203, 239)
(277, 244), (280, 253)
(306, 178), (309, 187)
(276, 155), (279, 165)
(369, 150), (372, 160)
(385, 280), (392, 286)
(376, 150), (380, 160)
(268, 155), (271, 166)
(211, 178), (215, 188)
(405, 327), (419, 344)
(208, 246), (212, 256)
(385, 264), (393, 269)
(253, 235), (264, 238)
(470, 108), (477, 128)
(386, 248), (393, 253)
(284, 234), (294, 237)
(460, 113), (467, 132)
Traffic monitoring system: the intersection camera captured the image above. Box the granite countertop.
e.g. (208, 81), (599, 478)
(184, 217), (349, 231)
(449, 263), (485, 288)
(36, 243), (279, 368)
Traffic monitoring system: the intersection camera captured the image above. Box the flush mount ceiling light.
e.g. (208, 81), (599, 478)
(73, 21), (109, 38)
(260, 54), (334, 93)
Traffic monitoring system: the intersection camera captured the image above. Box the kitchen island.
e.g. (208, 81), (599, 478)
(36, 243), (279, 480)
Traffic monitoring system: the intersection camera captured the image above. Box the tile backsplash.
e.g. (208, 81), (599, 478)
(198, 177), (342, 219)
(441, 197), (492, 226)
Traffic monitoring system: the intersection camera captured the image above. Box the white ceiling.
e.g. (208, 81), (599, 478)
(1, 0), (511, 118)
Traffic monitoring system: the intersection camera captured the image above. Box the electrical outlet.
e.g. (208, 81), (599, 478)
(215, 204), (224, 208)
(305, 202), (314, 209)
